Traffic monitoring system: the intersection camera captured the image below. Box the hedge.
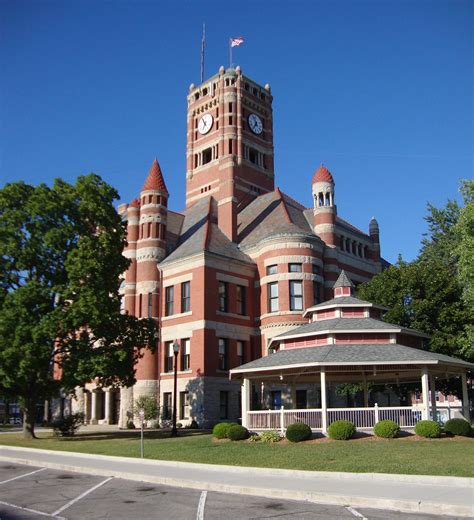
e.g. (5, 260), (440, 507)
(327, 420), (356, 440)
(212, 422), (239, 439)
(373, 420), (400, 439)
(444, 418), (471, 437)
(415, 420), (441, 438)
(227, 424), (250, 441)
(286, 422), (312, 443)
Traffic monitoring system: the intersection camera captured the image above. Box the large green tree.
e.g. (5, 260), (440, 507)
(0, 175), (156, 439)
(358, 181), (473, 363)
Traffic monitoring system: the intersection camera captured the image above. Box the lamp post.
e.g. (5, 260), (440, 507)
(171, 340), (180, 437)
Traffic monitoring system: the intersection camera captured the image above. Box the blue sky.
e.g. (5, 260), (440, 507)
(1, 0), (472, 263)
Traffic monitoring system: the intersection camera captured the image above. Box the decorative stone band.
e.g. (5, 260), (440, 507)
(135, 280), (160, 292)
(263, 255), (323, 268)
(139, 213), (167, 224)
(127, 217), (139, 225)
(123, 249), (137, 259)
(136, 247), (166, 263)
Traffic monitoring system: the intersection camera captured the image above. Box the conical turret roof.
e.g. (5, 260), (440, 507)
(333, 270), (354, 289)
(142, 158), (168, 193)
(312, 164), (334, 184)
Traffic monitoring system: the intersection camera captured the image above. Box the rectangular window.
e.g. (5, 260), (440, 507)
(138, 293), (142, 318)
(228, 139), (233, 154)
(181, 281), (190, 313)
(218, 282), (228, 312)
(220, 391), (229, 419)
(266, 264), (277, 275)
(312, 264), (320, 275)
(218, 338), (228, 370)
(289, 263), (302, 272)
(165, 286), (174, 316)
(237, 341), (245, 366)
(179, 391), (189, 420)
(164, 342), (174, 373)
(289, 281), (303, 311)
(296, 389), (307, 409)
(181, 338), (190, 371)
(147, 292), (153, 318)
(162, 392), (172, 420)
(236, 285), (246, 315)
(313, 281), (321, 305)
(267, 282), (279, 312)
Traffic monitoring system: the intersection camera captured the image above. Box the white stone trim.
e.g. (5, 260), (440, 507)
(163, 272), (194, 288)
(244, 238), (324, 258)
(123, 250), (136, 259)
(260, 272), (322, 285)
(216, 310), (250, 321)
(263, 256), (323, 268)
(216, 272), (249, 287)
(217, 196), (237, 205)
(161, 311), (193, 322)
(260, 310), (304, 320)
(136, 281), (160, 292)
(127, 217), (139, 225)
(136, 247), (165, 263)
(160, 252), (255, 278)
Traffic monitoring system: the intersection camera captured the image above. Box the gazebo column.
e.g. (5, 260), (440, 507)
(90, 390), (98, 425)
(104, 389), (112, 424)
(363, 374), (369, 407)
(421, 367), (430, 420)
(320, 367), (327, 434)
(241, 378), (251, 428)
(461, 372), (470, 421)
(429, 375), (437, 422)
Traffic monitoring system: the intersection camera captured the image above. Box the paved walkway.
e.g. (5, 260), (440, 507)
(0, 446), (472, 517)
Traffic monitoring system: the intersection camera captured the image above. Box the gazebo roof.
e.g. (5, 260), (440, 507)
(303, 295), (388, 316)
(230, 344), (474, 377)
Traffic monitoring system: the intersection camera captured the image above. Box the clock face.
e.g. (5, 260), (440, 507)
(198, 113), (213, 135)
(248, 113), (263, 135)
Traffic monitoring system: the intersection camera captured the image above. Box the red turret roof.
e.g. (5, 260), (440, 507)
(142, 159), (168, 193)
(129, 198), (140, 207)
(312, 164), (334, 184)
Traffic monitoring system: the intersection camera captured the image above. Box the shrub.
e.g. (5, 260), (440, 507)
(444, 418), (471, 437)
(327, 420), (356, 440)
(374, 420), (400, 439)
(212, 422), (239, 439)
(415, 420), (441, 438)
(133, 395), (159, 422)
(187, 419), (199, 429)
(260, 430), (281, 443)
(249, 434), (261, 442)
(176, 422), (183, 429)
(227, 424), (249, 441)
(51, 413), (84, 437)
(126, 420), (136, 429)
(286, 422), (312, 443)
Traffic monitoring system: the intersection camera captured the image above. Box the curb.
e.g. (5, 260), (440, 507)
(0, 447), (473, 518)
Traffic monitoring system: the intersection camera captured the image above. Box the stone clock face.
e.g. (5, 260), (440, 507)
(248, 113), (263, 135)
(198, 113), (213, 135)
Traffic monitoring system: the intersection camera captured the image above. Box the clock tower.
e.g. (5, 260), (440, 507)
(185, 65), (274, 241)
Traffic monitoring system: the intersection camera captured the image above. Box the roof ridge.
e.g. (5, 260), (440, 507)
(279, 190), (307, 211)
(275, 187), (292, 223)
(203, 197), (213, 250)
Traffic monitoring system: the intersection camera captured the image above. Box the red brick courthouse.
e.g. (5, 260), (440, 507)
(70, 66), (472, 429)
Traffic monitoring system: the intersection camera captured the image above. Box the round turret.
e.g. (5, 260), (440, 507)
(312, 163), (337, 246)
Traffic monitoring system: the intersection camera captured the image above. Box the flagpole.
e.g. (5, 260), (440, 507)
(200, 23), (205, 83)
(229, 38), (232, 69)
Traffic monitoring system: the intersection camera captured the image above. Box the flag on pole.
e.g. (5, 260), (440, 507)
(230, 37), (244, 47)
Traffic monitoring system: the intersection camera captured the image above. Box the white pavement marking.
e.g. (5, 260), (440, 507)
(0, 499), (66, 519)
(0, 467), (46, 484)
(51, 476), (113, 516)
(346, 506), (368, 519)
(196, 490), (207, 520)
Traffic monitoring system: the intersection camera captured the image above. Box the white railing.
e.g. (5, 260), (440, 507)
(246, 405), (440, 432)
(431, 405), (464, 424)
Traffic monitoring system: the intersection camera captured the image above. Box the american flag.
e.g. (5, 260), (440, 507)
(230, 37), (244, 47)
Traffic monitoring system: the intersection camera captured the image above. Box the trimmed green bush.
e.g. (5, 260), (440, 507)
(51, 413), (84, 437)
(260, 430), (281, 443)
(227, 424), (249, 441)
(415, 420), (441, 438)
(212, 422), (239, 439)
(374, 420), (400, 439)
(444, 418), (471, 437)
(286, 422), (312, 443)
(327, 420), (356, 440)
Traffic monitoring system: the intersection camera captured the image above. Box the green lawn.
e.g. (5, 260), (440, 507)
(1, 431), (473, 477)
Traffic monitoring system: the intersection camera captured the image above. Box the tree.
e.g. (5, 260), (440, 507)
(358, 183), (473, 363)
(0, 175), (157, 439)
(133, 395), (159, 423)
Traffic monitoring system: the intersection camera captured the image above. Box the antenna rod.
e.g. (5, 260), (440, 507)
(200, 23), (205, 83)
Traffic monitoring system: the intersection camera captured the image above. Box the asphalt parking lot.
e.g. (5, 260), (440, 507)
(0, 462), (465, 520)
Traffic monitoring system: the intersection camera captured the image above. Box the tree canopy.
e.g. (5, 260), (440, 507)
(358, 180), (473, 364)
(0, 175), (156, 438)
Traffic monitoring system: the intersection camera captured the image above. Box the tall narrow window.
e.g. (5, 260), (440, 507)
(138, 294), (142, 318)
(220, 391), (229, 419)
(218, 338), (228, 370)
(181, 338), (190, 371)
(147, 292), (153, 318)
(266, 264), (277, 275)
(165, 286), (174, 316)
(289, 281), (303, 311)
(237, 341), (245, 366)
(179, 391), (189, 420)
(164, 342), (174, 373)
(163, 392), (172, 420)
(267, 282), (279, 312)
(313, 281), (321, 305)
(181, 281), (190, 313)
(236, 285), (246, 315)
(218, 282), (228, 312)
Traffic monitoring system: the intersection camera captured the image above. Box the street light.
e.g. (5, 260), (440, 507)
(171, 340), (180, 437)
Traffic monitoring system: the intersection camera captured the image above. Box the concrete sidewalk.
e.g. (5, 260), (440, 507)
(0, 445), (472, 517)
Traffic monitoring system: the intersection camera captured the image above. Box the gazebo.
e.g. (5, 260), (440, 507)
(230, 271), (473, 434)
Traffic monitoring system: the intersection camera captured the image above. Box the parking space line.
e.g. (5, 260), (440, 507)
(0, 499), (66, 519)
(51, 476), (113, 516)
(196, 490), (207, 520)
(346, 506), (368, 519)
(0, 467), (46, 484)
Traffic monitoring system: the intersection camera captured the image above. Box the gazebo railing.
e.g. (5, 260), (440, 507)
(246, 405), (447, 432)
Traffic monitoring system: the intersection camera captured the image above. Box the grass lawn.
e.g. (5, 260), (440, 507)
(1, 430), (473, 477)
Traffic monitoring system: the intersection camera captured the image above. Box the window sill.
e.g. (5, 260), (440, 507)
(216, 311), (250, 320)
(162, 311), (193, 321)
(160, 370), (193, 376)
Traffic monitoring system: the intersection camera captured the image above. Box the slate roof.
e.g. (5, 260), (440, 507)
(334, 270), (354, 288)
(161, 197), (253, 265)
(230, 344), (474, 374)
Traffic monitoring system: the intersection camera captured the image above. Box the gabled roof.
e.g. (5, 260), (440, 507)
(230, 344), (474, 376)
(334, 270), (354, 289)
(142, 159), (168, 193)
